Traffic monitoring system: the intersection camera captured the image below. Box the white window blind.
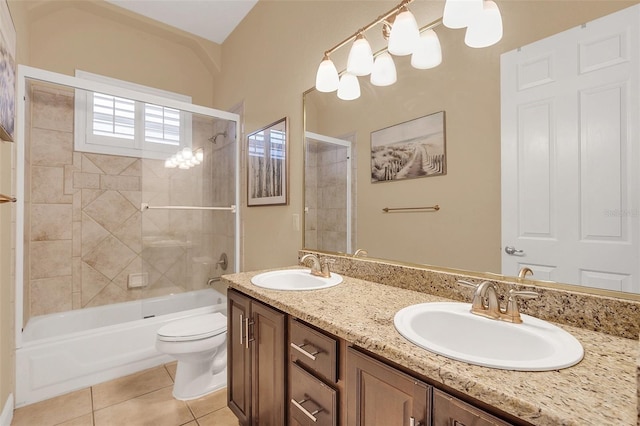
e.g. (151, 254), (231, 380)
(92, 93), (135, 140)
(144, 104), (181, 146)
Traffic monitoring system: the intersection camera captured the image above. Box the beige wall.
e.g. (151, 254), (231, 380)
(215, 0), (638, 271)
(26, 0), (220, 107)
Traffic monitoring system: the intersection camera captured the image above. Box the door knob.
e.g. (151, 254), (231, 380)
(505, 246), (524, 255)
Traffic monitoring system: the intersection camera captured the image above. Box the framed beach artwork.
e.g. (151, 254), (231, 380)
(247, 117), (288, 206)
(370, 111), (446, 183)
(0, 0), (15, 142)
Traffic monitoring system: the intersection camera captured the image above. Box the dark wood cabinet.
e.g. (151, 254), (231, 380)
(228, 289), (286, 426)
(347, 347), (430, 426)
(288, 318), (341, 426)
(432, 389), (513, 426)
(227, 290), (521, 426)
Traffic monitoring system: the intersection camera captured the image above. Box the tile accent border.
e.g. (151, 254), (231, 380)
(300, 250), (640, 340)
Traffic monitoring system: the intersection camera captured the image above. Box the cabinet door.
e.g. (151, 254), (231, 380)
(433, 389), (513, 426)
(228, 290), (251, 425)
(347, 348), (430, 426)
(252, 300), (286, 425)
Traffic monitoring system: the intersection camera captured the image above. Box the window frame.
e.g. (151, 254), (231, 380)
(74, 70), (193, 160)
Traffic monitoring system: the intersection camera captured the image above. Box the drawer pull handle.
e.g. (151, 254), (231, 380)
(290, 342), (320, 360)
(239, 314), (244, 346)
(292, 397), (323, 422)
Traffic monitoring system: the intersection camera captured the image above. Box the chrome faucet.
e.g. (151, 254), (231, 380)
(300, 253), (334, 278)
(458, 280), (538, 324)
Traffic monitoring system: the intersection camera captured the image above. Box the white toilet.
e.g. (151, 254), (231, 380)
(156, 312), (227, 400)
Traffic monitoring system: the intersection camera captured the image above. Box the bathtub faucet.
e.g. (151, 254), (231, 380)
(207, 277), (221, 286)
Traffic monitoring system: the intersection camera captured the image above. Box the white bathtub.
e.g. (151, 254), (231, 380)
(15, 288), (227, 407)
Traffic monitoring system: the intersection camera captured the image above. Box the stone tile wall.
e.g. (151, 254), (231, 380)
(305, 140), (356, 253)
(26, 82), (235, 320)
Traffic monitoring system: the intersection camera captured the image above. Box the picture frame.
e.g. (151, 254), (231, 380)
(0, 0), (15, 142)
(247, 117), (288, 206)
(370, 111), (446, 183)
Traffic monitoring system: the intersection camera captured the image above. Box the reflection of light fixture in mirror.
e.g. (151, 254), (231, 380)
(443, 0), (484, 29)
(315, 53), (340, 92)
(464, 0), (503, 48)
(347, 33), (374, 76)
(370, 52), (397, 87)
(314, 0), (503, 100)
(388, 6), (420, 56)
(411, 29), (442, 69)
(165, 147), (203, 169)
(337, 73), (361, 100)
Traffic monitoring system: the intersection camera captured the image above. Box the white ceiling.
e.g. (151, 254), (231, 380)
(105, 0), (258, 44)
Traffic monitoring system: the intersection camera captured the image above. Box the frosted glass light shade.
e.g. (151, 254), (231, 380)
(370, 52), (397, 87)
(337, 73), (361, 101)
(347, 34), (374, 76)
(465, 0), (503, 48)
(411, 29), (442, 69)
(315, 55), (340, 92)
(443, 0), (484, 29)
(388, 7), (420, 56)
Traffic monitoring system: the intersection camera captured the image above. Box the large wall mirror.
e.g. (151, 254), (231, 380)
(303, 0), (640, 299)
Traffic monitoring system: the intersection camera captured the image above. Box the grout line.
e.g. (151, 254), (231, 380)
(90, 386), (96, 426)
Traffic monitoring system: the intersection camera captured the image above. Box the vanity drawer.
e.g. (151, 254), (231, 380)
(289, 318), (338, 382)
(433, 389), (513, 426)
(290, 361), (337, 426)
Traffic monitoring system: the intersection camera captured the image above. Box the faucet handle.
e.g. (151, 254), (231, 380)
(504, 289), (538, 323)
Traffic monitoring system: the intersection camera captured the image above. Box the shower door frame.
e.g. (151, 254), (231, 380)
(14, 65), (241, 349)
(304, 131), (353, 254)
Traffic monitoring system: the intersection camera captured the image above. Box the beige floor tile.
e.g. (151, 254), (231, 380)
(12, 389), (92, 426)
(187, 388), (227, 419)
(94, 386), (193, 426)
(182, 422), (197, 426)
(164, 361), (177, 381)
(196, 407), (239, 426)
(92, 366), (173, 410)
(56, 413), (94, 426)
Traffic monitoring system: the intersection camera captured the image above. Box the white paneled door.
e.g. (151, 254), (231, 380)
(501, 5), (640, 293)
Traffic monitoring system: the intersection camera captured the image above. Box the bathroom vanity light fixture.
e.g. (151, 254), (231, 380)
(164, 147), (204, 169)
(314, 0), (503, 99)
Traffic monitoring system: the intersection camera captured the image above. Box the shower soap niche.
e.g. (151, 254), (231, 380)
(128, 273), (149, 288)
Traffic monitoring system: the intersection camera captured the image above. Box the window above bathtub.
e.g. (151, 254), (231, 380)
(74, 70), (193, 160)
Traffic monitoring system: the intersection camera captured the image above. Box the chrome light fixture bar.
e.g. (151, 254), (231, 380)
(314, 0), (503, 100)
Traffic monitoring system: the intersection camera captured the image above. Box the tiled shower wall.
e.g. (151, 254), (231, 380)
(25, 82), (235, 321)
(305, 140), (356, 253)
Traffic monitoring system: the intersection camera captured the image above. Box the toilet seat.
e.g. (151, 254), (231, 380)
(157, 313), (226, 342)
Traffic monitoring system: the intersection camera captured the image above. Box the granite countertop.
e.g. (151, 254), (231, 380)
(222, 268), (638, 426)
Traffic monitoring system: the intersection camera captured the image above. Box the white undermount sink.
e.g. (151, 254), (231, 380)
(394, 302), (584, 371)
(251, 269), (342, 291)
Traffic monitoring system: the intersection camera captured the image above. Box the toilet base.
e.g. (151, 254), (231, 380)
(172, 364), (227, 401)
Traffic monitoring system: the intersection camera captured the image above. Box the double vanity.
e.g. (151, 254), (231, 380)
(222, 252), (638, 425)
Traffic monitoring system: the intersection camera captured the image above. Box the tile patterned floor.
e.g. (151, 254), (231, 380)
(12, 363), (239, 426)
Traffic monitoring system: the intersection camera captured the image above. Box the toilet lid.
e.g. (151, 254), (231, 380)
(157, 312), (226, 342)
